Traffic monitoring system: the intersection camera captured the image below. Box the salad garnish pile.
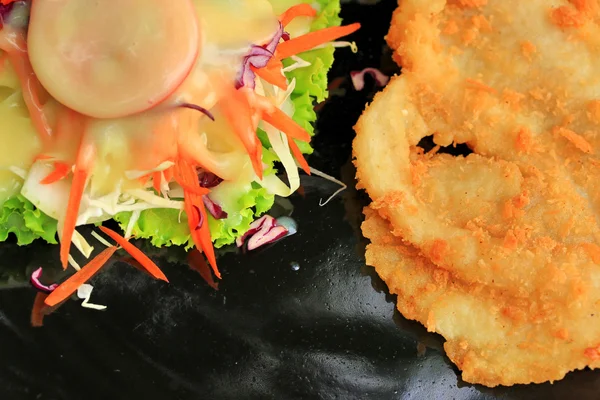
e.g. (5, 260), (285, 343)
(0, 0), (359, 312)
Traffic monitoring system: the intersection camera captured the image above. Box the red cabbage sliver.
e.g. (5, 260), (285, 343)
(203, 195), (227, 220)
(198, 171), (223, 188)
(350, 67), (390, 91)
(235, 22), (284, 89)
(236, 215), (275, 247)
(263, 21), (284, 53)
(30, 267), (58, 293)
(192, 205), (205, 230)
(179, 103), (215, 121)
(236, 215), (293, 250)
(247, 225), (288, 251)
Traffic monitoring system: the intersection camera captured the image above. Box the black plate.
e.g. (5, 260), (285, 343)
(2, 1), (600, 399)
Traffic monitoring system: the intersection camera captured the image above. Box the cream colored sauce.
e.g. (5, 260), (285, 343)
(0, 0), (303, 205)
(0, 57), (41, 202)
(193, 0), (279, 48)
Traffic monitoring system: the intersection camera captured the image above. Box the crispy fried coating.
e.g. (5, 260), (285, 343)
(363, 208), (600, 387)
(354, 0), (600, 386)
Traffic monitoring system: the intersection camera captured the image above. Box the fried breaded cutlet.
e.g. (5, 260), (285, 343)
(363, 207), (600, 387)
(354, 0), (600, 387)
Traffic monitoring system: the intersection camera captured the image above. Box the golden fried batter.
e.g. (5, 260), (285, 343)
(354, 0), (600, 386)
(363, 208), (600, 387)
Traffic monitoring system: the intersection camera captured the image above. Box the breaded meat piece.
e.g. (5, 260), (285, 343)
(354, 0), (600, 387)
(354, 75), (600, 304)
(363, 207), (600, 387)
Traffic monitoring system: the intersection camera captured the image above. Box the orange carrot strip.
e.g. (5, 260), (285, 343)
(60, 139), (94, 269)
(276, 23), (361, 59)
(287, 137), (311, 175)
(279, 4), (317, 27)
(178, 181), (211, 196)
(262, 106), (311, 142)
(40, 161), (71, 185)
(5, 48), (53, 142)
(152, 171), (162, 193)
(163, 166), (174, 183)
(46, 246), (118, 307)
(98, 226), (169, 282)
(171, 167), (211, 196)
(220, 87), (263, 179)
(60, 169), (87, 269)
(176, 159), (220, 278)
(251, 65), (287, 90)
(31, 292), (48, 327)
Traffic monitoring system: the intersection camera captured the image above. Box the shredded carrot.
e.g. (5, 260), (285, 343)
(172, 167), (211, 196)
(219, 86), (263, 179)
(152, 171), (162, 193)
(175, 158), (220, 278)
(98, 226), (169, 282)
(60, 140), (94, 269)
(40, 161), (71, 185)
(31, 292), (48, 327)
(262, 107), (311, 142)
(0, 0), (18, 5)
(5, 47), (53, 142)
(178, 180), (211, 196)
(163, 166), (174, 183)
(60, 134), (96, 269)
(287, 137), (311, 175)
(252, 64), (288, 90)
(188, 249), (219, 290)
(279, 4), (317, 27)
(60, 169), (87, 269)
(46, 246), (118, 307)
(276, 23), (361, 60)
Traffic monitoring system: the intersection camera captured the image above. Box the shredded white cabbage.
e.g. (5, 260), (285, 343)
(124, 210), (141, 239)
(77, 284), (107, 311)
(125, 189), (184, 210)
(8, 166), (26, 179)
(71, 229), (94, 258)
(313, 41), (358, 53)
(282, 56), (312, 73)
(91, 230), (113, 248)
(260, 125), (300, 197)
(68, 254), (81, 271)
(124, 161), (174, 180)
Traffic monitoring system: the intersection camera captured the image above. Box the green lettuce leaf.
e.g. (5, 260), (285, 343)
(115, 150), (277, 248)
(284, 0), (342, 155)
(116, 1), (342, 247)
(285, 0), (342, 103)
(1, 0), (342, 249)
(114, 208), (193, 249)
(0, 195), (57, 245)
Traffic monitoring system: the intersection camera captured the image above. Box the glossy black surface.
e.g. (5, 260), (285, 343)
(2, 1), (600, 399)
